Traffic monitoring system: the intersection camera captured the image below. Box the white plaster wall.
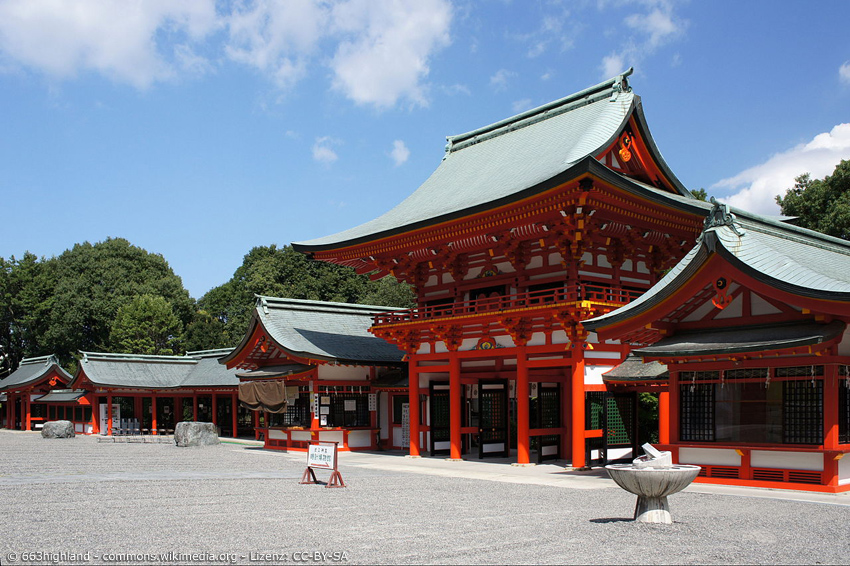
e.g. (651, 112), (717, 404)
(838, 329), (850, 356)
(622, 259), (633, 271)
(682, 299), (716, 323)
(269, 429), (288, 440)
(318, 431), (344, 444)
(579, 270), (612, 279)
(678, 447), (741, 466)
(291, 431), (312, 441)
(393, 426), (404, 447)
(597, 254), (611, 268)
(526, 332), (547, 347)
(585, 365), (612, 385)
(551, 330), (568, 345)
(548, 253), (562, 265)
(620, 276), (650, 285)
(637, 261), (649, 274)
(347, 430), (372, 448)
(751, 450), (823, 471)
(839, 454), (850, 485)
(751, 292), (782, 316)
(608, 447), (633, 461)
(526, 255), (544, 269)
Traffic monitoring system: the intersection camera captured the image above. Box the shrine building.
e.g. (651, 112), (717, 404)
(584, 200), (850, 492)
(1, 355), (76, 432)
(292, 70), (711, 467)
(2, 350), (247, 437)
(219, 296), (408, 452)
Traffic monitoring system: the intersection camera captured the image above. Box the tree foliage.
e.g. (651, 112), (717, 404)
(776, 160), (850, 239)
(0, 252), (55, 370)
(110, 294), (183, 355)
(197, 245), (414, 349)
(690, 188), (708, 201)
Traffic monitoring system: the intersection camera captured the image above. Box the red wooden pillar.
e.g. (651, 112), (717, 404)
(212, 393), (218, 426)
(658, 390), (670, 444)
(231, 393), (238, 438)
(253, 409), (259, 440)
(24, 393), (31, 431)
(311, 379), (320, 428)
(89, 395), (99, 434)
(571, 346), (586, 469)
(669, 370), (680, 446)
(151, 395), (158, 434)
(516, 349), (530, 464)
(174, 396), (181, 426)
(449, 351), (462, 460)
(5, 393), (11, 429)
(408, 362), (421, 457)
(192, 395), (198, 421)
(824, 364), (839, 450)
(107, 393), (113, 435)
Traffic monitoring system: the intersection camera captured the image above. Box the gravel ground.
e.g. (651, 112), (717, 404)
(0, 430), (848, 565)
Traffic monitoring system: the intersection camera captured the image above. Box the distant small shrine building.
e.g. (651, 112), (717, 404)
(220, 297), (408, 451)
(586, 202), (850, 492)
(2, 350), (246, 436)
(293, 70), (710, 467)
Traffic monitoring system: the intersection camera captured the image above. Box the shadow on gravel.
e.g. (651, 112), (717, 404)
(589, 518), (632, 523)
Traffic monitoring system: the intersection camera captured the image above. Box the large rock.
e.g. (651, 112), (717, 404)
(174, 421), (220, 447)
(41, 420), (75, 439)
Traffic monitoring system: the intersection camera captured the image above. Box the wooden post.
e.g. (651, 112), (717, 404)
(6, 393), (12, 429)
(174, 396), (181, 428)
(824, 364), (839, 450)
(658, 391), (670, 445)
(231, 393), (238, 438)
(107, 393), (113, 436)
(151, 395), (158, 435)
(449, 351), (462, 460)
(134, 396), (143, 430)
(24, 393), (31, 431)
(212, 393), (218, 426)
(193, 395), (198, 421)
(669, 370), (680, 446)
(571, 346), (586, 469)
(408, 363), (420, 457)
(516, 349), (530, 464)
(253, 409), (259, 440)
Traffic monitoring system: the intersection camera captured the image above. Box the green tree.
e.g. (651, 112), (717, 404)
(0, 252), (57, 370)
(183, 309), (232, 352)
(776, 160), (850, 239)
(42, 238), (193, 366)
(110, 294), (183, 355)
(690, 188), (708, 201)
(196, 245), (416, 350)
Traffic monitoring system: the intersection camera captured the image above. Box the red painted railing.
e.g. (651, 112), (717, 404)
(373, 283), (643, 326)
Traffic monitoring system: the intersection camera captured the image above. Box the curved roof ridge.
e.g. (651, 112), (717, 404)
(257, 295), (397, 314)
(448, 68), (633, 153)
(80, 351), (197, 365)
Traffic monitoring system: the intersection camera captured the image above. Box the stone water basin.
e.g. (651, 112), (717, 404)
(605, 462), (701, 524)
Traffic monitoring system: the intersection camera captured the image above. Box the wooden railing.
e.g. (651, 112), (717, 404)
(373, 283), (643, 325)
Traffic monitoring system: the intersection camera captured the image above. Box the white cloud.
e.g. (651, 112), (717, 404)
(224, 0), (326, 90)
(490, 68), (516, 92)
(313, 136), (340, 165)
(840, 61), (850, 85)
(329, 0), (452, 108)
(512, 98), (533, 113)
(0, 0), (218, 88)
(598, 0), (687, 78)
(714, 123), (850, 215)
(390, 140), (410, 166)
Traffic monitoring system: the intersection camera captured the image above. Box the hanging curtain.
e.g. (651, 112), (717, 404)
(238, 381), (288, 414)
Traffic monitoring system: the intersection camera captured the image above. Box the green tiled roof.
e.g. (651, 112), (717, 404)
(34, 389), (88, 403)
(73, 350), (240, 389)
(634, 320), (846, 357)
(603, 354), (668, 382)
(584, 200), (850, 333)
(0, 355), (71, 392)
(294, 70), (691, 253)
(221, 297), (406, 366)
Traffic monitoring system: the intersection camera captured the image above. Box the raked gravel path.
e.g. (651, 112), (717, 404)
(1, 429), (848, 565)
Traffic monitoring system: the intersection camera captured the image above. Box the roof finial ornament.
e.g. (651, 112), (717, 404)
(704, 197), (745, 237)
(611, 67), (634, 100)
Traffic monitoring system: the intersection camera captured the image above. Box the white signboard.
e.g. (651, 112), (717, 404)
(311, 393), (319, 416)
(368, 394), (377, 411)
(307, 443), (336, 469)
(344, 399), (356, 412)
(401, 403), (410, 449)
(98, 404), (120, 435)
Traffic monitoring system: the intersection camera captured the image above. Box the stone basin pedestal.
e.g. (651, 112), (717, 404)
(605, 443), (700, 524)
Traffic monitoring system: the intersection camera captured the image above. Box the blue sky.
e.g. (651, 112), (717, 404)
(1, 0), (849, 300)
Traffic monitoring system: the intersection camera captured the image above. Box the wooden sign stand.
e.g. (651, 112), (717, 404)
(300, 441), (345, 488)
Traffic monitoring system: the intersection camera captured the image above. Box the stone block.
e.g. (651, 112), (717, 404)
(174, 422), (220, 447)
(41, 420), (75, 439)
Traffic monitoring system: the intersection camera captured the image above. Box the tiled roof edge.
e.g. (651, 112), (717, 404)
(446, 68), (633, 153)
